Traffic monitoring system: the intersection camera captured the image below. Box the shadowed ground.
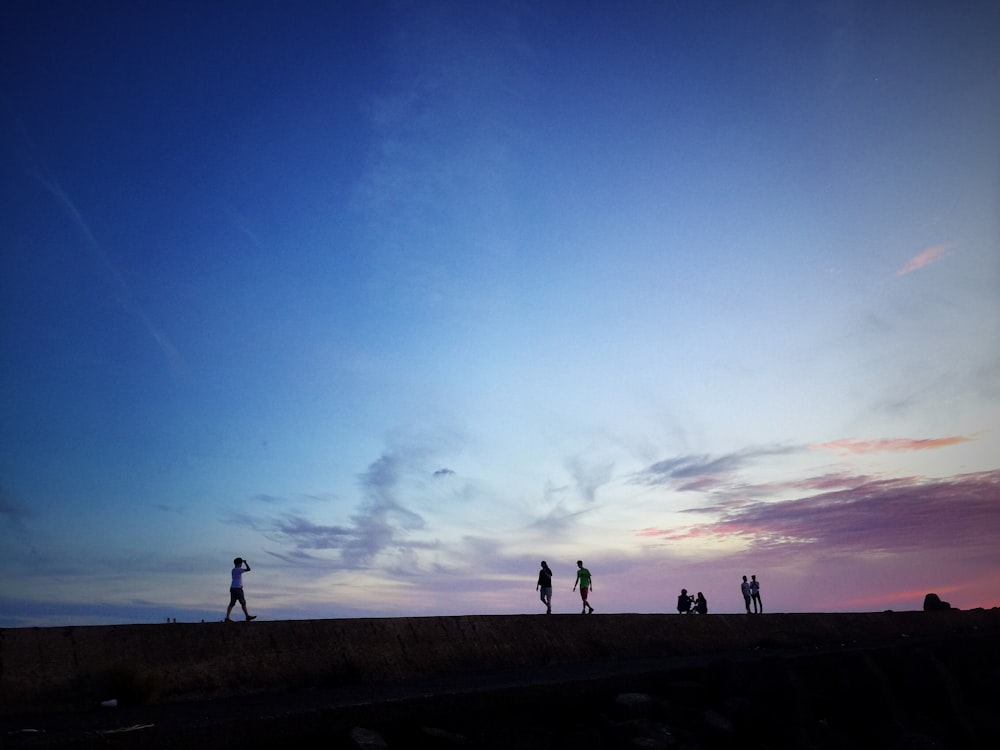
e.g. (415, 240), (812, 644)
(2, 609), (998, 747)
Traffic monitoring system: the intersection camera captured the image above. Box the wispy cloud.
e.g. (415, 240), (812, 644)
(3, 99), (185, 373)
(635, 445), (797, 487)
(896, 243), (951, 276)
(272, 515), (353, 549)
(567, 455), (614, 504)
(240, 452), (439, 571)
(528, 479), (593, 533)
(637, 471), (1000, 556)
(0, 488), (34, 556)
(352, 4), (532, 309)
(37, 176), (186, 374)
(812, 436), (973, 455)
(0, 489), (31, 527)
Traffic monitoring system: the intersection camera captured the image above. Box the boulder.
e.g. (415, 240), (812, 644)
(922, 594), (953, 612)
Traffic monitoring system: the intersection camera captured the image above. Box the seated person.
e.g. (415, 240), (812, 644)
(694, 591), (708, 614)
(677, 588), (692, 614)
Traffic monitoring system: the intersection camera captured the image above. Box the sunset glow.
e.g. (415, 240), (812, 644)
(2, 1), (998, 626)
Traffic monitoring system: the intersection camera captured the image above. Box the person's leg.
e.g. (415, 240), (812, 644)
(235, 589), (254, 620)
(226, 588), (239, 621)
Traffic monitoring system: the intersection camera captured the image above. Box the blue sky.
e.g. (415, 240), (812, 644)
(1, 1), (998, 626)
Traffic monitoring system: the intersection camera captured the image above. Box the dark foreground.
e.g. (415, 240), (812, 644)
(2, 610), (999, 748)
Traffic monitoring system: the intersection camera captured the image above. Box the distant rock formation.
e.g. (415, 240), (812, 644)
(923, 592), (953, 611)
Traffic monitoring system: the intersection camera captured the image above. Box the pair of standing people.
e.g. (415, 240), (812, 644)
(536, 560), (595, 614)
(741, 574), (763, 614)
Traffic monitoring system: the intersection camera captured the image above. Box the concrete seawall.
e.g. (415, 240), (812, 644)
(3, 609), (998, 716)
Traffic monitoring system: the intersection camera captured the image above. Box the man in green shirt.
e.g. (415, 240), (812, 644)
(572, 560), (595, 614)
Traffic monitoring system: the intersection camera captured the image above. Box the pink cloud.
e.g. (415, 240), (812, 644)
(625, 471), (1000, 612)
(788, 473), (876, 490)
(895, 243), (950, 275)
(635, 525), (721, 541)
(665, 471), (1000, 554)
(811, 436), (972, 455)
(635, 526), (669, 538)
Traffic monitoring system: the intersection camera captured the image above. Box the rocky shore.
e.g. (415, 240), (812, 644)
(2, 609), (998, 748)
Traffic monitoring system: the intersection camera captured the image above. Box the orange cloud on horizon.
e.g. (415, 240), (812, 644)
(896, 243), (950, 275)
(811, 436), (972, 456)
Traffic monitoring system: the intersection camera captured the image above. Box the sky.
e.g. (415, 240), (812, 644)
(1, 1), (998, 627)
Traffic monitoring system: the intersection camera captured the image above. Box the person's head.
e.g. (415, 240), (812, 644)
(751, 574), (756, 580)
(681, 588), (687, 595)
(743, 575), (747, 581)
(697, 592), (704, 599)
(234, 557), (243, 567)
(577, 560), (583, 567)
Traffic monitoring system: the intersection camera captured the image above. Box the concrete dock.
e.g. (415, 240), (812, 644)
(3, 608), (998, 713)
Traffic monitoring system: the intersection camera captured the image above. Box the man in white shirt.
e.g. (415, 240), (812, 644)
(225, 557), (257, 621)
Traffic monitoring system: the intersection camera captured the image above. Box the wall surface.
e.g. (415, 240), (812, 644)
(2, 609), (998, 716)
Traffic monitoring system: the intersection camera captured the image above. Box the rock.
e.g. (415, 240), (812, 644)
(699, 708), (734, 736)
(922, 593), (952, 611)
(605, 718), (677, 749)
(349, 726), (388, 750)
(887, 730), (949, 749)
(613, 692), (655, 719)
(420, 726), (469, 745)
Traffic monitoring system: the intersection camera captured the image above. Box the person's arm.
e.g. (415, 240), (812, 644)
(244, 560), (251, 571)
(572, 571), (579, 591)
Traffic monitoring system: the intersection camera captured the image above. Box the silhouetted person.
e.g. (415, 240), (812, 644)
(694, 591), (708, 614)
(750, 574), (762, 613)
(741, 575), (752, 614)
(537, 561), (553, 614)
(225, 557), (256, 622)
(573, 560), (594, 614)
(677, 588), (692, 614)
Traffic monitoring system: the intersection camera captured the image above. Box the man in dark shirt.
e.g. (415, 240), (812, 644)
(536, 561), (553, 614)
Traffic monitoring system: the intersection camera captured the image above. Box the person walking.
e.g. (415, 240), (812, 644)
(537, 561), (553, 614)
(225, 557), (257, 622)
(573, 560), (595, 614)
(741, 575), (752, 614)
(750, 574), (762, 614)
